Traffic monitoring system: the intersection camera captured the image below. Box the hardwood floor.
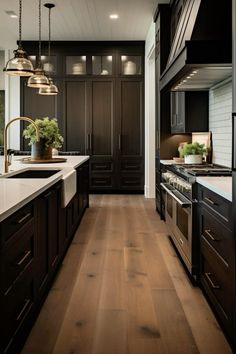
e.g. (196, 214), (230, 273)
(22, 195), (233, 354)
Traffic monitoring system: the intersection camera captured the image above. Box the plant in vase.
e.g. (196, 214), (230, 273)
(23, 117), (63, 160)
(181, 142), (206, 164)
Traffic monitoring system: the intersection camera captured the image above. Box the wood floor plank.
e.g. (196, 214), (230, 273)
(152, 288), (200, 354)
(91, 309), (128, 354)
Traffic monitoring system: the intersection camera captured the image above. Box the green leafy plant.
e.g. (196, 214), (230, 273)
(23, 117), (64, 149)
(181, 142), (206, 156)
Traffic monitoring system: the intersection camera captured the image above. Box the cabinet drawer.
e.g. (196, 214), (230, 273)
(198, 186), (232, 227)
(1, 220), (35, 295)
(1, 268), (34, 352)
(120, 175), (143, 189)
(90, 176), (113, 188)
(201, 236), (233, 326)
(199, 208), (233, 266)
(91, 161), (113, 172)
(121, 161), (142, 172)
(1, 203), (34, 243)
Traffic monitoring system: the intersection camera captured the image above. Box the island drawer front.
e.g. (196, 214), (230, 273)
(1, 269), (34, 352)
(1, 220), (35, 295)
(201, 236), (233, 327)
(1, 203), (34, 243)
(198, 185), (232, 228)
(199, 207), (233, 266)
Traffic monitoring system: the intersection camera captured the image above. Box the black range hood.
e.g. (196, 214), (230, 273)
(160, 0), (232, 91)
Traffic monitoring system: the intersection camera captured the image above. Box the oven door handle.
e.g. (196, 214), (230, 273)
(160, 183), (191, 208)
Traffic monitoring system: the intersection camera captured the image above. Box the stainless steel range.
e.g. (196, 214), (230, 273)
(160, 163), (231, 279)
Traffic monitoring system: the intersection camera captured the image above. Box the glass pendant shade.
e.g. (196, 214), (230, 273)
(39, 78), (58, 95)
(27, 67), (49, 88)
(3, 0), (34, 76)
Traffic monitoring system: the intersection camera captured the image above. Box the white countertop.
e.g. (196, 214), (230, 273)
(0, 155), (89, 222)
(160, 159), (179, 165)
(196, 176), (232, 202)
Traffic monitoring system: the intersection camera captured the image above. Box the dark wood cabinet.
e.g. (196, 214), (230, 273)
(36, 182), (61, 297)
(0, 201), (36, 353)
(65, 81), (87, 154)
(198, 184), (235, 345)
(20, 41), (144, 192)
(0, 160), (89, 353)
(170, 91), (209, 134)
(117, 79), (144, 190)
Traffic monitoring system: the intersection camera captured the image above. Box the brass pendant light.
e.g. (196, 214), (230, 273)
(39, 3), (58, 95)
(3, 0), (34, 76)
(27, 0), (49, 88)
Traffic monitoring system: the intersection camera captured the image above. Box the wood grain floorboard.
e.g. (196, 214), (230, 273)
(22, 195), (233, 354)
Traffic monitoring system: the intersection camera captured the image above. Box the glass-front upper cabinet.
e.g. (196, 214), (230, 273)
(28, 55), (57, 75)
(92, 55), (113, 75)
(121, 55), (142, 75)
(66, 56), (87, 75)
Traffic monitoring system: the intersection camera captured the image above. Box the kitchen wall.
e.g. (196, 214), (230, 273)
(145, 21), (155, 198)
(0, 51), (5, 90)
(209, 78), (232, 167)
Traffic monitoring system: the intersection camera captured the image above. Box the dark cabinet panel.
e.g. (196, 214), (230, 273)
(90, 81), (114, 157)
(36, 183), (61, 296)
(118, 80), (143, 157)
(198, 184), (234, 346)
(65, 81), (87, 153)
(171, 91), (208, 134)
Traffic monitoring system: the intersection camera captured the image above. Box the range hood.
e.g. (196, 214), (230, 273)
(160, 0), (232, 91)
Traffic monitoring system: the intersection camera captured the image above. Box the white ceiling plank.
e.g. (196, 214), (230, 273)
(0, 0), (159, 49)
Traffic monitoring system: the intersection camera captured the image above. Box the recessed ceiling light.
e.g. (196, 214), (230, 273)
(110, 14), (119, 19)
(5, 10), (18, 18)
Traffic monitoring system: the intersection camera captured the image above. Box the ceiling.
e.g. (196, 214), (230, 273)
(0, 0), (160, 49)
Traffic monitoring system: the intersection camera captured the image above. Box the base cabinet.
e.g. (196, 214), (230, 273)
(0, 162), (89, 353)
(198, 185), (235, 347)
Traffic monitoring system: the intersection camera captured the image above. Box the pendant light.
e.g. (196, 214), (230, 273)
(27, 0), (49, 88)
(39, 3), (58, 95)
(3, 0), (34, 76)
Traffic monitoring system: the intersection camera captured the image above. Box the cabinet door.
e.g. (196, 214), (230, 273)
(117, 79), (144, 190)
(88, 80), (116, 190)
(170, 91), (185, 133)
(20, 79), (61, 150)
(36, 184), (60, 296)
(65, 81), (88, 153)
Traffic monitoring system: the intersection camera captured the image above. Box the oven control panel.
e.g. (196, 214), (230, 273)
(162, 171), (192, 195)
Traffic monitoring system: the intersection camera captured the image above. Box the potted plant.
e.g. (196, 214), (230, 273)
(23, 117), (64, 160)
(181, 142), (206, 164)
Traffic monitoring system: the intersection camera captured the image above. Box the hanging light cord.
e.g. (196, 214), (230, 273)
(48, 6), (51, 63)
(38, 0), (42, 67)
(19, 0), (22, 47)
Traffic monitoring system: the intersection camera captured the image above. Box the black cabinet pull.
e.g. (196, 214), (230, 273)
(90, 134), (92, 151)
(16, 250), (32, 266)
(16, 213), (31, 224)
(86, 133), (90, 151)
(118, 134), (121, 151)
(43, 191), (52, 199)
(205, 272), (220, 289)
(204, 197), (217, 206)
(205, 229), (218, 241)
(16, 298), (31, 322)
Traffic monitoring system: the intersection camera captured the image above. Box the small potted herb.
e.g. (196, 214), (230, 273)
(23, 117), (63, 160)
(181, 142), (206, 164)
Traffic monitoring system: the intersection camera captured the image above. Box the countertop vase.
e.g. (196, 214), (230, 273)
(184, 154), (203, 164)
(31, 140), (53, 160)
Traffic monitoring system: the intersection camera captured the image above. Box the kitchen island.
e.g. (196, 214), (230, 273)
(0, 155), (90, 354)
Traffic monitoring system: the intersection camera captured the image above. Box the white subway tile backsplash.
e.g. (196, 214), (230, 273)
(209, 80), (232, 168)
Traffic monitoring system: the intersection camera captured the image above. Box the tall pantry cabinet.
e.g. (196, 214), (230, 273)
(20, 41), (144, 192)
